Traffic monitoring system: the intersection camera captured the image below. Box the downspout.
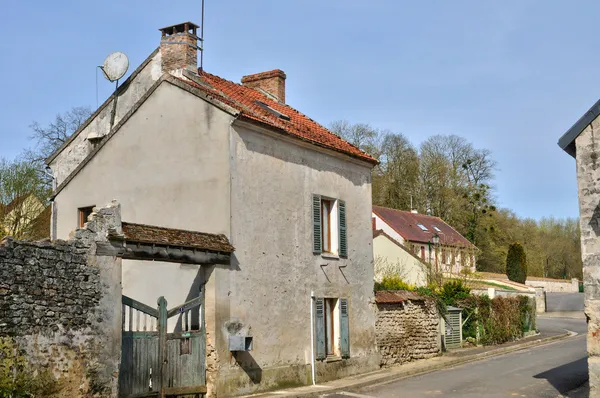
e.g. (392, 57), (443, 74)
(310, 290), (316, 385)
(44, 166), (57, 240)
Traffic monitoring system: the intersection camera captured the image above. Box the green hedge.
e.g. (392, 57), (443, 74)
(457, 295), (535, 345)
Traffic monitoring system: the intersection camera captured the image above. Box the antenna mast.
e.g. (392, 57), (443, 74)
(200, 0), (205, 72)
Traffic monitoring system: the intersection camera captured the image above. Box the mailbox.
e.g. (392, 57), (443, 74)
(229, 336), (253, 352)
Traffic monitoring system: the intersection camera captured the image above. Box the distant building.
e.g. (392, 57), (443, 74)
(0, 195), (48, 240)
(372, 206), (477, 278)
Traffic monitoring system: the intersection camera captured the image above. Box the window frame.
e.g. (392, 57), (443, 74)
(78, 206), (95, 228)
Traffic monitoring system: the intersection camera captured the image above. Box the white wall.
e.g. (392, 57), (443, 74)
(373, 234), (427, 287)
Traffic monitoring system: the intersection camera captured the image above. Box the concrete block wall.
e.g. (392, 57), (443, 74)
(375, 298), (440, 366)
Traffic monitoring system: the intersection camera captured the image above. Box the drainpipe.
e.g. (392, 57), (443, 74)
(310, 290), (316, 385)
(44, 166), (57, 240)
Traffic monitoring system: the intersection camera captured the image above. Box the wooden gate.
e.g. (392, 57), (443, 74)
(119, 293), (206, 397)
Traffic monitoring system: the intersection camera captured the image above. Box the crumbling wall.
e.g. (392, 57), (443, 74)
(0, 202), (122, 397)
(375, 297), (440, 367)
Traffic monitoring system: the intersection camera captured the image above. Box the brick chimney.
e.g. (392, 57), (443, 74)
(159, 22), (200, 73)
(241, 69), (287, 103)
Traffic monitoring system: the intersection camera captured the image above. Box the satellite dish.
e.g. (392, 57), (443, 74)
(100, 52), (129, 82)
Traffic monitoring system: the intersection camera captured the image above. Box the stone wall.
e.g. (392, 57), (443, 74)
(575, 120), (600, 396)
(375, 293), (440, 367)
(0, 202), (122, 397)
(525, 278), (579, 293)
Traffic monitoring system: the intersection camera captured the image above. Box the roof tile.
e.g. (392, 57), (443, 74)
(120, 222), (234, 253)
(177, 71), (377, 164)
(373, 206), (475, 248)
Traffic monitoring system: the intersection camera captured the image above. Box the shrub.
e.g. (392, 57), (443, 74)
(0, 337), (57, 398)
(374, 275), (414, 291)
(506, 242), (527, 284)
(439, 280), (471, 306)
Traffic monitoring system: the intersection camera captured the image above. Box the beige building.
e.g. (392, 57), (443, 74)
(559, 99), (600, 395)
(372, 206), (477, 278)
(0, 194), (48, 240)
(47, 22), (380, 397)
(373, 230), (428, 287)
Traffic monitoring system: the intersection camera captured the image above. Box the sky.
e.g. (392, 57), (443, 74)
(0, 1), (596, 220)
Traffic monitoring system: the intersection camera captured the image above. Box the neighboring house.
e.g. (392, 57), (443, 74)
(0, 195), (47, 240)
(46, 22), (380, 397)
(558, 100), (600, 395)
(372, 206), (477, 276)
(373, 229), (428, 287)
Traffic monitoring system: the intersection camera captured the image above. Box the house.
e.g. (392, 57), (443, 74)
(558, 98), (600, 395)
(372, 206), (477, 277)
(46, 22), (380, 397)
(0, 194), (47, 240)
(373, 230), (428, 287)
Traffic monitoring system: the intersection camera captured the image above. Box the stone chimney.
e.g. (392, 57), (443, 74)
(159, 22), (200, 73)
(241, 69), (287, 103)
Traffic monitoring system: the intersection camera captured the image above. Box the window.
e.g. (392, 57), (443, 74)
(78, 206), (95, 228)
(321, 199), (334, 253)
(433, 226), (441, 232)
(417, 224), (428, 231)
(420, 246), (425, 260)
(442, 249), (447, 264)
(315, 297), (349, 360)
(312, 195), (347, 257)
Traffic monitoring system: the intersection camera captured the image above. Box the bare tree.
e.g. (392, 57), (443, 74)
(29, 106), (92, 162)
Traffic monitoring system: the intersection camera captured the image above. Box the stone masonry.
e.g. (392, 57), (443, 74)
(375, 292), (440, 367)
(0, 202), (122, 397)
(575, 119), (600, 396)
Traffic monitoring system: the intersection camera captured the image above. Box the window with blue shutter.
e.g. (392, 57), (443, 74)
(338, 200), (347, 258)
(313, 195), (322, 254)
(315, 297), (326, 360)
(340, 298), (350, 358)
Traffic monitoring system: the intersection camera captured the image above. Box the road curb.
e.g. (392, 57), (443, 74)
(242, 332), (573, 398)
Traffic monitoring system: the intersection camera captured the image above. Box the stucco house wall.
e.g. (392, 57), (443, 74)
(216, 122), (379, 394)
(51, 77), (380, 395)
(52, 81), (233, 339)
(373, 232), (428, 287)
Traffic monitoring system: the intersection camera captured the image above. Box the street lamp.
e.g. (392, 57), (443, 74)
(432, 233), (440, 284)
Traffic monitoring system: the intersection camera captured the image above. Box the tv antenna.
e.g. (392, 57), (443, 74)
(98, 51), (130, 129)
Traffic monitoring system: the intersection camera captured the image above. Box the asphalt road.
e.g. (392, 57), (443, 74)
(546, 293), (584, 313)
(324, 317), (588, 398)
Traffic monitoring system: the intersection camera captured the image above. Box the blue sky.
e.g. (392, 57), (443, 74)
(0, 1), (595, 220)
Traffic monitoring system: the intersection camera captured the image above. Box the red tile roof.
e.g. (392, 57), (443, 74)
(176, 70), (377, 165)
(373, 206), (475, 248)
(120, 222), (234, 253)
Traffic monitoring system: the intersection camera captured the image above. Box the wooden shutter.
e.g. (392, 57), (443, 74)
(340, 298), (350, 358)
(315, 297), (326, 360)
(313, 195), (322, 254)
(338, 200), (347, 257)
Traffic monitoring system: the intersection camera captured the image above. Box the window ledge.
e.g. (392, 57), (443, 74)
(321, 253), (340, 260)
(325, 355), (343, 363)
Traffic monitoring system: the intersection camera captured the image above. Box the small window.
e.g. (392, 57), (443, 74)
(433, 226), (441, 232)
(420, 246), (425, 260)
(78, 206), (95, 228)
(417, 224), (428, 231)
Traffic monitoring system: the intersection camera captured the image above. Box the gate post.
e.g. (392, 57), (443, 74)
(157, 296), (168, 398)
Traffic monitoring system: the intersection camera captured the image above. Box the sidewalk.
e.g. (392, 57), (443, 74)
(240, 330), (571, 398)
